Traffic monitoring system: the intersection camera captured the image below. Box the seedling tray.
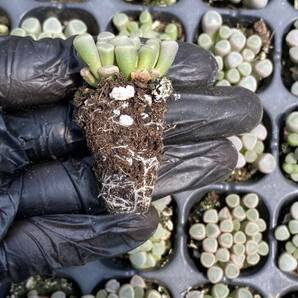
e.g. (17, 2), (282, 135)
(0, 0), (298, 297)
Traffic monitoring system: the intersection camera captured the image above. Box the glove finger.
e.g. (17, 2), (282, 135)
(14, 157), (104, 219)
(0, 103), (86, 174)
(168, 42), (218, 88)
(154, 138), (237, 199)
(165, 86), (263, 145)
(0, 208), (158, 281)
(0, 36), (82, 110)
(0, 179), (20, 241)
(0, 113), (28, 174)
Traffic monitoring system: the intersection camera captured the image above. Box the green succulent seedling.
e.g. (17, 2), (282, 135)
(73, 32), (178, 85)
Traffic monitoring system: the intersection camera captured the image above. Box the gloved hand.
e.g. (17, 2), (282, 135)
(0, 38), (262, 282)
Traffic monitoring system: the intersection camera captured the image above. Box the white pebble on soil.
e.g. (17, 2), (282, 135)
(110, 85), (135, 101)
(119, 115), (134, 126)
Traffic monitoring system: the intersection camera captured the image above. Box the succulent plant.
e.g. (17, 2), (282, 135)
(275, 201), (298, 274)
(186, 283), (262, 298)
(228, 123), (276, 181)
(112, 10), (181, 41)
(189, 192), (269, 283)
(198, 10), (273, 93)
(11, 16), (88, 40)
(74, 33), (178, 84)
(128, 196), (173, 269)
(95, 275), (171, 298)
(73, 34), (178, 214)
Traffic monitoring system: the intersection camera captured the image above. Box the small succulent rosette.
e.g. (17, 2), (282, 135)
(198, 10), (273, 93)
(185, 283), (262, 298)
(275, 201), (298, 274)
(11, 16), (88, 40)
(112, 10), (182, 41)
(128, 196), (174, 269)
(96, 275), (171, 298)
(73, 33), (178, 214)
(281, 111), (298, 182)
(228, 123), (276, 182)
(188, 192), (269, 283)
(205, 0), (268, 9)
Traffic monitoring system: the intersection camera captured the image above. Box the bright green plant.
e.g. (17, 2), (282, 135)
(73, 32), (178, 84)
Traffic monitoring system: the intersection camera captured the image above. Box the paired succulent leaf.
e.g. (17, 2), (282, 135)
(73, 32), (179, 86)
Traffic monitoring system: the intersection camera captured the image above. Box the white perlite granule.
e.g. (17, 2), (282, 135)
(113, 109), (121, 116)
(143, 94), (152, 106)
(110, 85), (135, 101)
(119, 115), (134, 126)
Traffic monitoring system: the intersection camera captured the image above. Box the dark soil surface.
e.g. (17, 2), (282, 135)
(228, 164), (258, 182)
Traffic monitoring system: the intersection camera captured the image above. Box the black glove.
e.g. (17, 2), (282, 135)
(0, 39), (262, 282)
(0, 36), (82, 110)
(0, 103), (86, 174)
(0, 38), (217, 110)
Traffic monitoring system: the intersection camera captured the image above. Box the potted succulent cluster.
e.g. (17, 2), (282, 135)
(73, 32), (178, 213)
(283, 21), (298, 96)
(8, 275), (80, 298)
(198, 10), (277, 182)
(112, 10), (183, 41)
(11, 16), (88, 40)
(8, 275), (171, 298)
(188, 192), (269, 283)
(275, 200), (298, 274)
(185, 283), (262, 298)
(198, 10), (273, 93)
(128, 196), (174, 269)
(228, 122), (276, 182)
